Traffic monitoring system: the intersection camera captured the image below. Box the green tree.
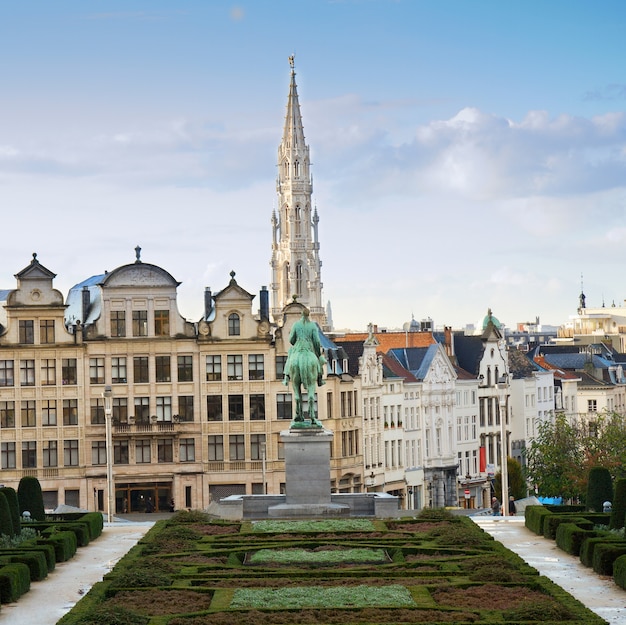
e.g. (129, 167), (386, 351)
(586, 466), (613, 512)
(17, 476), (45, 521)
(0, 487), (20, 536)
(610, 478), (626, 530)
(493, 457), (526, 501)
(0, 492), (13, 537)
(525, 414), (587, 499)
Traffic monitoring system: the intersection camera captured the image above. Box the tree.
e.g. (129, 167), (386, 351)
(493, 457), (526, 501)
(586, 466), (613, 512)
(0, 492), (13, 537)
(610, 478), (626, 530)
(17, 476), (45, 521)
(0, 487), (20, 536)
(525, 414), (588, 500)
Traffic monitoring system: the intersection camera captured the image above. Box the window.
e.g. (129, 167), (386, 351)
(39, 359), (56, 386)
(111, 311), (126, 337)
(158, 438), (173, 463)
(42, 399), (57, 426)
(40, 319), (55, 344)
(113, 397), (128, 423)
(22, 441), (37, 468)
(248, 354), (264, 380)
(135, 439), (151, 463)
(155, 356), (171, 382)
(228, 395), (244, 421)
(227, 355), (243, 380)
(154, 310), (170, 336)
(134, 397), (150, 423)
(64, 440), (79, 466)
(228, 313), (240, 336)
(251, 434), (266, 461)
(0, 360), (14, 387)
(19, 320), (34, 344)
(91, 398), (104, 424)
(89, 357), (105, 384)
(133, 357), (149, 383)
(177, 355), (193, 382)
(208, 435), (223, 461)
(91, 441), (107, 465)
(207, 396), (223, 421)
(229, 434), (245, 460)
(156, 396), (172, 421)
(1, 442), (16, 469)
(0, 401), (15, 428)
(43, 440), (58, 467)
(277, 393), (292, 420)
(21, 400), (36, 427)
(250, 394), (265, 420)
(180, 438), (195, 462)
(62, 359), (77, 385)
(276, 355), (287, 380)
(63, 399), (78, 425)
(114, 440), (129, 464)
(109, 357), (126, 384)
(588, 399), (597, 413)
(206, 355), (222, 381)
(178, 396), (194, 422)
(20, 359), (35, 386)
(132, 310), (148, 336)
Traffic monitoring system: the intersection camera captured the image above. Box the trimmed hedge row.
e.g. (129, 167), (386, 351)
(0, 562), (30, 603)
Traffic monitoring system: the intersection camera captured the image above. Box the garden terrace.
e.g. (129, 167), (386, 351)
(57, 508), (608, 625)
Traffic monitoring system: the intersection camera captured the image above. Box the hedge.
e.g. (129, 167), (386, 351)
(580, 535), (626, 568)
(0, 562), (30, 603)
(543, 515), (594, 540)
(0, 550), (48, 581)
(525, 505), (552, 534)
(592, 542), (626, 576)
(0, 487), (20, 536)
(614, 553), (626, 589)
(37, 529), (77, 562)
(555, 523), (599, 556)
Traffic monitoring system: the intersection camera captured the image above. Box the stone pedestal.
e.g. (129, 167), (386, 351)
(267, 427), (349, 517)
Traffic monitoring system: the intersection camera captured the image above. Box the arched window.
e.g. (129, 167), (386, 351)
(228, 313), (240, 336)
(295, 262), (304, 297)
(283, 263), (290, 299)
(295, 205), (302, 236)
(283, 160), (289, 178)
(294, 160), (300, 177)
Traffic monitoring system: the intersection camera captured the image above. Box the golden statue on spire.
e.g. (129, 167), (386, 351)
(288, 54), (295, 69)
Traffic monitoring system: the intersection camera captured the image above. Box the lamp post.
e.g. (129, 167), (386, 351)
(261, 441), (267, 494)
(103, 385), (113, 523)
(497, 374), (509, 517)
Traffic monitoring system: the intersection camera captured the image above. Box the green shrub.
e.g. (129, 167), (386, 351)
(580, 535), (624, 567)
(169, 509), (212, 524)
(0, 562), (31, 602)
(543, 514), (593, 539)
(0, 487), (21, 536)
(416, 507), (454, 521)
(610, 478), (626, 530)
(38, 529), (77, 562)
(0, 491), (14, 537)
(555, 522), (598, 556)
(2, 551), (48, 581)
(70, 604), (149, 625)
(587, 466), (613, 512)
(107, 568), (173, 590)
(592, 542), (626, 575)
(17, 476), (45, 521)
(525, 505), (552, 534)
(614, 553), (626, 589)
(502, 596), (572, 622)
(80, 512), (104, 539)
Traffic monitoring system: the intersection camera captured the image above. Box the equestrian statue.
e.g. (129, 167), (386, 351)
(282, 308), (326, 427)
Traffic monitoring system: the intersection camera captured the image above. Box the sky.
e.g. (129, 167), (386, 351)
(1, 1), (626, 332)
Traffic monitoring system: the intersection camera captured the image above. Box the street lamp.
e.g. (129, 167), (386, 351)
(103, 386), (113, 523)
(497, 374), (509, 517)
(261, 441), (267, 494)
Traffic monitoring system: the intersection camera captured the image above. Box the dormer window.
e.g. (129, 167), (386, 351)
(228, 313), (240, 336)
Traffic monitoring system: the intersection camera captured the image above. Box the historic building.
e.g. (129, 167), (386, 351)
(0, 63), (362, 514)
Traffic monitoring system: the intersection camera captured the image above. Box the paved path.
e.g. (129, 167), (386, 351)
(474, 516), (626, 625)
(0, 520), (154, 625)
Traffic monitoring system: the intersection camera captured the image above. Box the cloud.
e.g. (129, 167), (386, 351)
(583, 84), (626, 102)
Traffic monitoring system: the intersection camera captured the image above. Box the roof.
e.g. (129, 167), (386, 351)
(387, 344), (440, 381)
(337, 331), (435, 354)
(533, 356), (582, 381)
(508, 349), (542, 379)
(380, 353), (419, 383)
(451, 333), (485, 376)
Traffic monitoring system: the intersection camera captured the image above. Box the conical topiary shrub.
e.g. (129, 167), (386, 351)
(610, 478), (626, 529)
(586, 466), (613, 512)
(17, 476), (46, 521)
(0, 487), (20, 536)
(0, 491), (14, 537)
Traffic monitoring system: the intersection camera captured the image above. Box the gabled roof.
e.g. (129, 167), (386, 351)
(508, 349), (542, 379)
(381, 353), (419, 383)
(15, 253), (56, 280)
(451, 333), (485, 376)
(332, 339), (364, 377)
(533, 355), (582, 381)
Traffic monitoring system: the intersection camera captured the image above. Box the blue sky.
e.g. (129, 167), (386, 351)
(1, 1), (626, 331)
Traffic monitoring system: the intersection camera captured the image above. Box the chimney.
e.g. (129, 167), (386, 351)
(259, 286), (269, 321)
(204, 287), (212, 320)
(82, 286), (90, 325)
(444, 326), (454, 358)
